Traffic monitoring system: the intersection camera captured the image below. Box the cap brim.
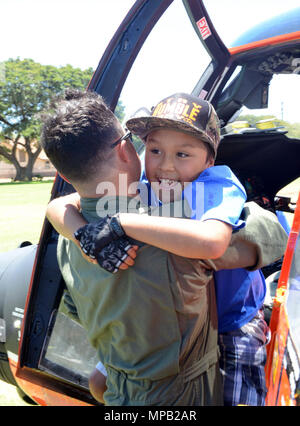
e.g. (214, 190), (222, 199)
(126, 116), (214, 147)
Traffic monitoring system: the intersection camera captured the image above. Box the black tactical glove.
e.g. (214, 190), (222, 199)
(97, 238), (132, 273)
(74, 213), (125, 259)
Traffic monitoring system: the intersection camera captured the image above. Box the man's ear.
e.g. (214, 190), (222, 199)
(117, 139), (131, 163)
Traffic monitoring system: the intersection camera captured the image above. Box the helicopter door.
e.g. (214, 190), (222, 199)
(265, 193), (300, 406)
(182, 0), (231, 101)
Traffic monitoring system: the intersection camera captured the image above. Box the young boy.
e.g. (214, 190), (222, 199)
(46, 92), (286, 405)
(126, 94), (270, 406)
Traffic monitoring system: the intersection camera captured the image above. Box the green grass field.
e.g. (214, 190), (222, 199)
(0, 180), (54, 405)
(0, 180), (54, 253)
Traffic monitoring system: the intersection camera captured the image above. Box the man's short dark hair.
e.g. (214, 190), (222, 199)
(40, 90), (122, 182)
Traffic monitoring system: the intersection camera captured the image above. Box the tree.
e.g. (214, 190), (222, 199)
(0, 58), (93, 181)
(114, 100), (126, 123)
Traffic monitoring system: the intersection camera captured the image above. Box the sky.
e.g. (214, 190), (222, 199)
(1, 0), (300, 122)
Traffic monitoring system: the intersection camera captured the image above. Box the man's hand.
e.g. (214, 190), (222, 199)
(74, 214), (125, 258)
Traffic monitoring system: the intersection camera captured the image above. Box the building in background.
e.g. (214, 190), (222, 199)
(0, 138), (56, 180)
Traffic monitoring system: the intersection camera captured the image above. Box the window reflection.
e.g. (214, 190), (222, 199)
(39, 300), (98, 389)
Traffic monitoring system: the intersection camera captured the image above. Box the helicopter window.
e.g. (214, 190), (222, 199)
(118, 0), (211, 120)
(38, 295), (98, 389)
(221, 66), (242, 92)
(235, 73), (300, 140)
(217, 66), (271, 122)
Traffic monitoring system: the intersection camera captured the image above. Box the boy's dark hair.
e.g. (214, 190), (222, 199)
(40, 89), (122, 182)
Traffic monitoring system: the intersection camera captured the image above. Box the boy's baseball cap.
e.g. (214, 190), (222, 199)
(126, 93), (220, 158)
